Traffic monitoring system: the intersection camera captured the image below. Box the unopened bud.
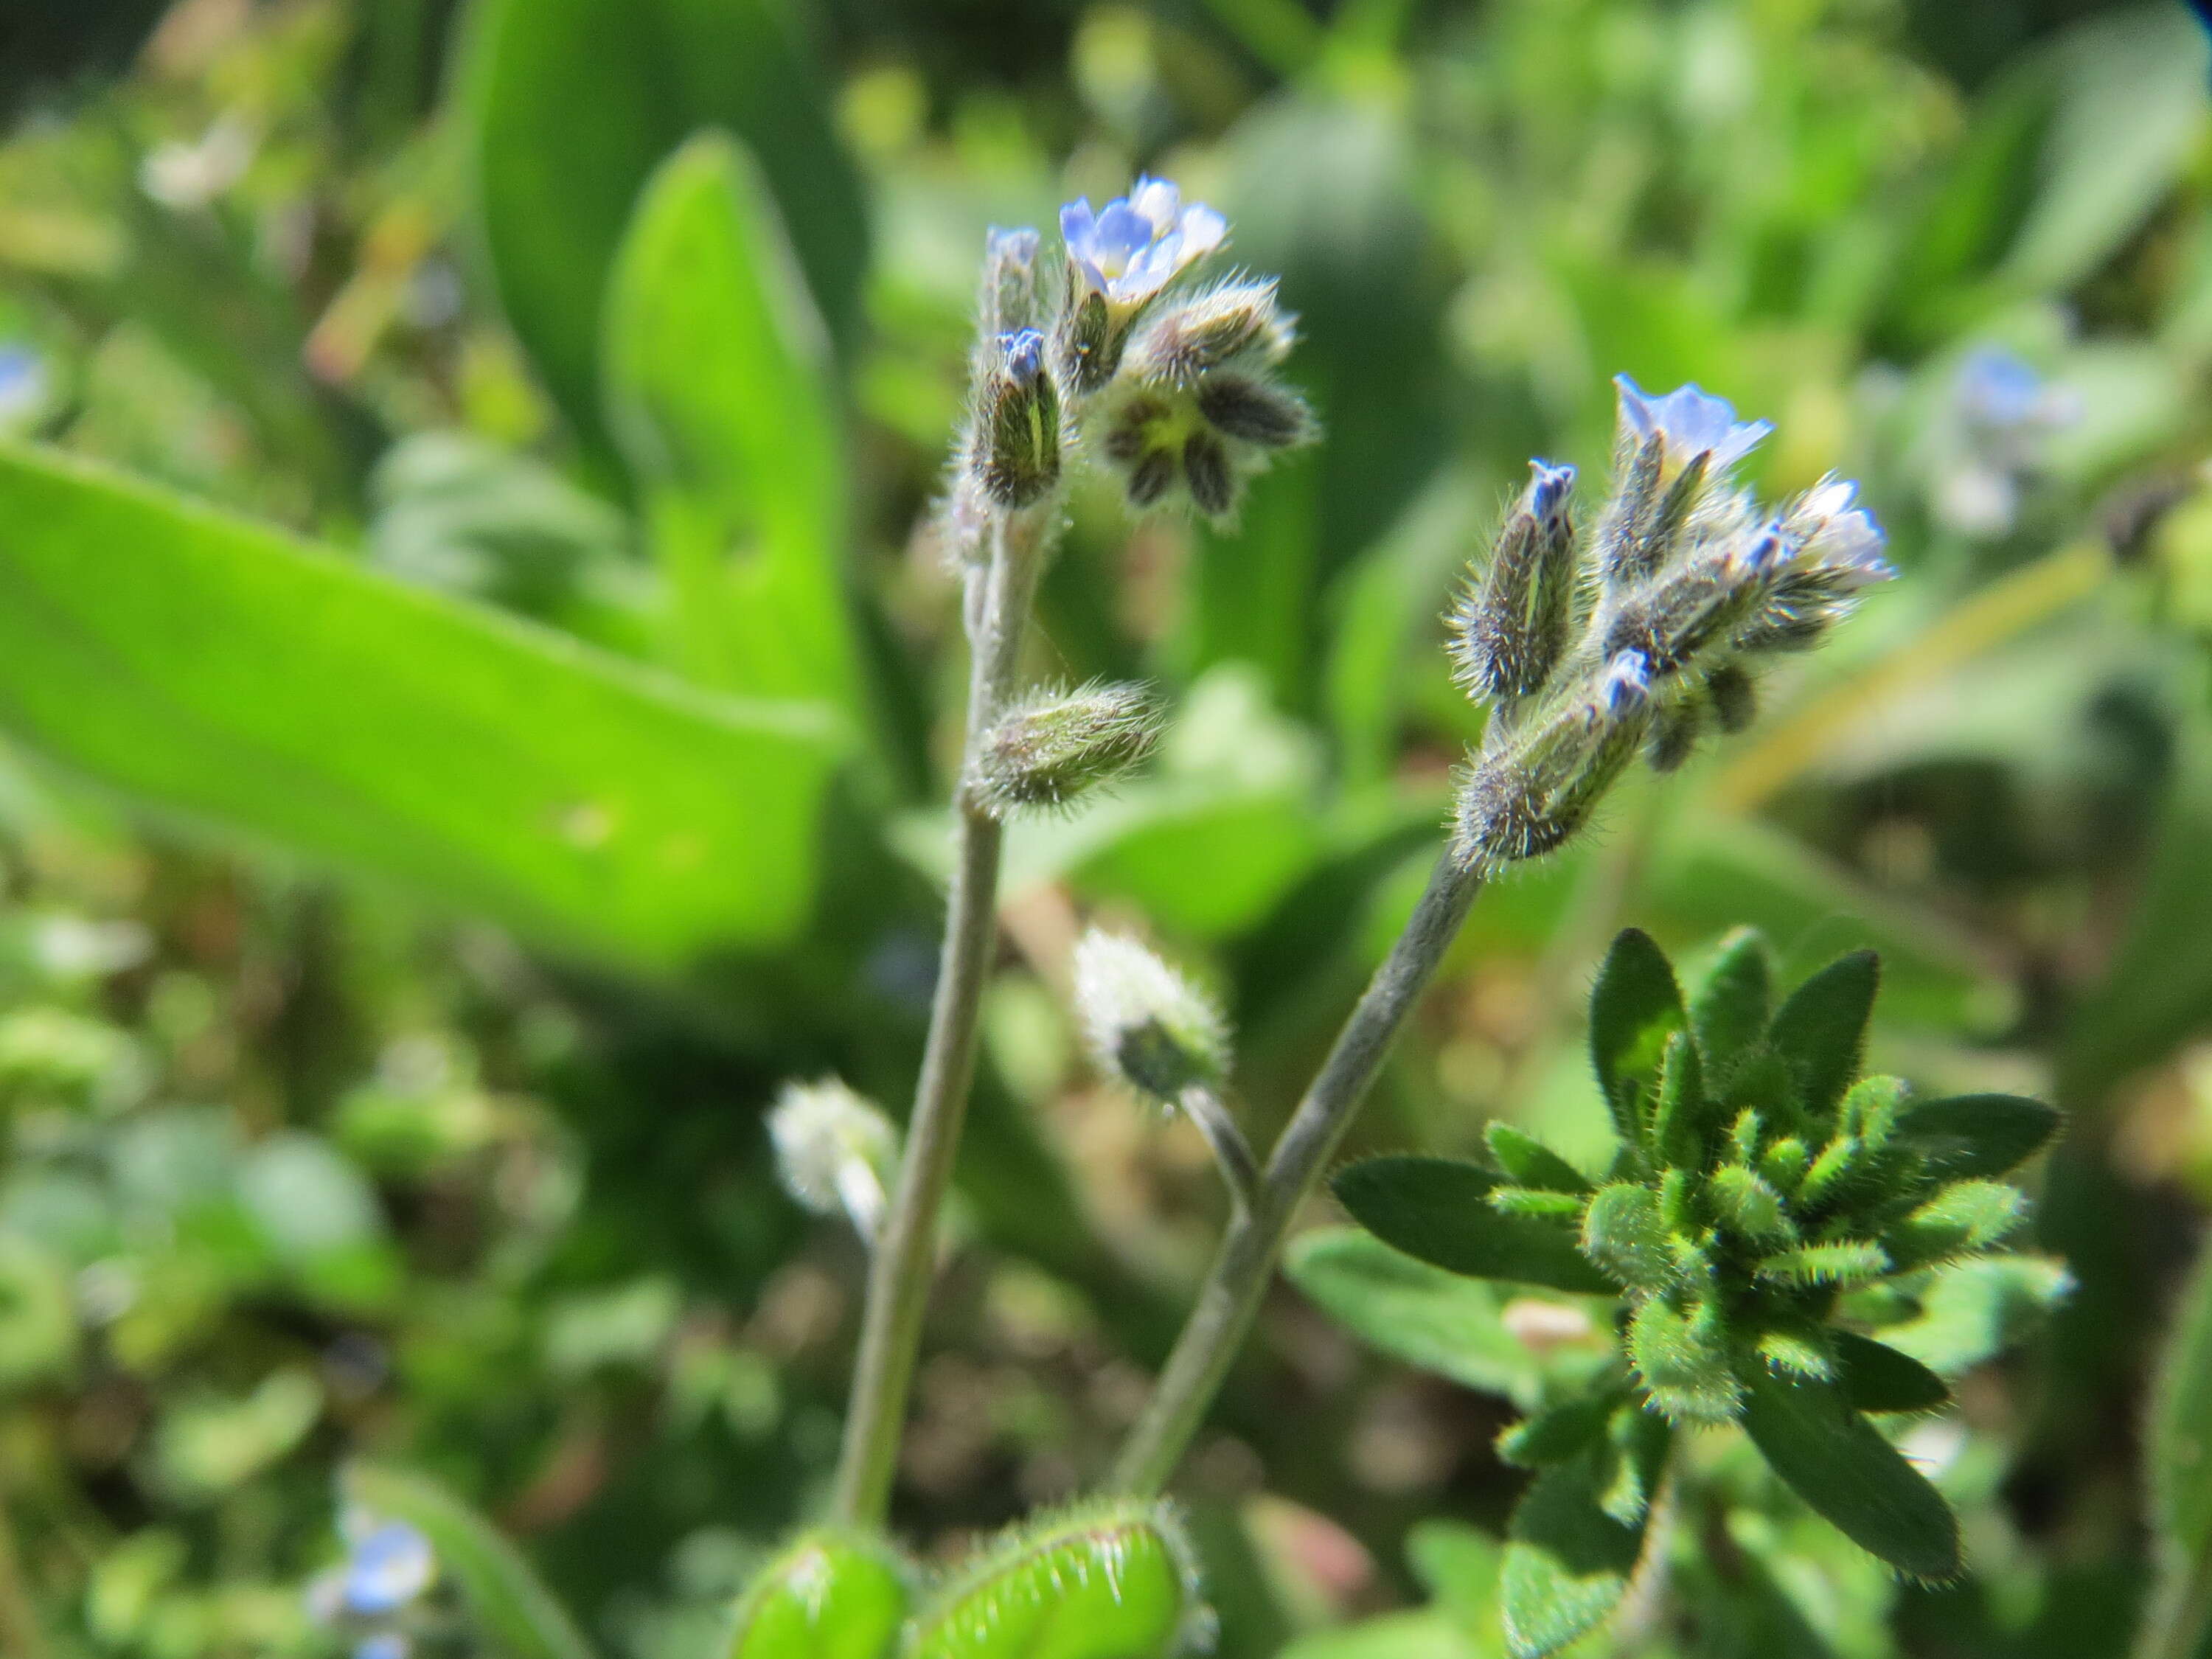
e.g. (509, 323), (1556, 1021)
(970, 681), (1161, 816)
(1073, 929), (1230, 1102)
(1128, 280), (1290, 384)
(973, 329), (1062, 509)
(768, 1079), (898, 1239)
(1454, 650), (1651, 869)
(981, 226), (1043, 338)
(1602, 526), (1778, 679)
(1194, 373), (1312, 450)
(1450, 460), (1579, 700)
(1057, 286), (1119, 394)
(1705, 661), (1756, 733)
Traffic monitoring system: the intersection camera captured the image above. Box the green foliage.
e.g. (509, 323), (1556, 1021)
(1330, 928), (2062, 1649)
(2140, 1235), (2212, 1659)
(462, 0), (866, 452)
(723, 1532), (911, 1659)
(908, 1503), (1208, 1659)
(0, 445), (846, 971)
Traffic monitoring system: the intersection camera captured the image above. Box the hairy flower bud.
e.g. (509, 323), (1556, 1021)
(1193, 373), (1312, 450)
(1127, 279), (1290, 385)
(768, 1079), (899, 1239)
(1450, 460), (1579, 700)
(1073, 929), (1229, 1102)
(972, 328), (1062, 509)
(980, 226), (1043, 338)
(970, 681), (1162, 816)
(1455, 650), (1652, 869)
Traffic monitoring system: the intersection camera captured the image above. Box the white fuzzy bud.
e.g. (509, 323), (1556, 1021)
(768, 1079), (898, 1240)
(1072, 929), (1231, 1103)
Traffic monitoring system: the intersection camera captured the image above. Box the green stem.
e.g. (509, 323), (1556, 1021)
(832, 511), (1045, 1525)
(1108, 846), (1486, 1495)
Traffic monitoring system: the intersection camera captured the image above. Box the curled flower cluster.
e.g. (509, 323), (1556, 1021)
(949, 176), (1310, 544)
(1450, 376), (1894, 871)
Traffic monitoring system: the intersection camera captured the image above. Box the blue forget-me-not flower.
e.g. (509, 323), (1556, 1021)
(307, 1507), (437, 1659)
(1060, 177), (1228, 315)
(1930, 346), (2080, 538)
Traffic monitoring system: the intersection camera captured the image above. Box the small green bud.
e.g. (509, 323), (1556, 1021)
(1454, 651), (1652, 869)
(1798, 1135), (1860, 1207)
(973, 329), (1062, 509)
(1072, 930), (1230, 1103)
(1755, 1324), (1836, 1382)
(1630, 1296), (1740, 1426)
(1889, 1179), (2025, 1267)
(1193, 373), (1312, 450)
(1755, 1239), (1891, 1289)
(971, 681), (1161, 817)
(723, 1532), (911, 1659)
(910, 1502), (1211, 1659)
(1708, 1164), (1791, 1242)
(1057, 288), (1119, 394)
(1759, 1135), (1809, 1192)
(1128, 279), (1290, 384)
(1580, 1183), (1673, 1292)
(980, 227), (1043, 338)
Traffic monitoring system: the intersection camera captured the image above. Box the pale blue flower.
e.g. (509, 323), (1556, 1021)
(1933, 347), (2079, 538)
(355, 1636), (409, 1659)
(1614, 375), (1772, 472)
(1952, 347), (2047, 432)
(1787, 478), (1894, 591)
(307, 1507), (435, 1633)
(1060, 176), (1227, 311)
(1000, 327), (1046, 386)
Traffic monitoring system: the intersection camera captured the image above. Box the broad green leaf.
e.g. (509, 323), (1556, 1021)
(0, 446), (844, 974)
(1768, 952), (1878, 1118)
(1588, 928), (1685, 1140)
(2141, 1234), (2212, 1659)
(1868, 1254), (2073, 1376)
(726, 1531), (910, 1659)
(910, 1503), (1203, 1659)
(1996, 6), (2210, 300)
(1284, 1227), (1538, 1404)
(1736, 1366), (1960, 1581)
(1894, 1093), (2062, 1178)
(1832, 1331), (1951, 1416)
(1334, 1158), (1613, 1296)
(605, 133), (866, 728)
(344, 1464), (597, 1659)
(1689, 927), (1773, 1077)
(1498, 1447), (1646, 1659)
(1484, 1125), (1591, 1195)
(460, 0), (866, 451)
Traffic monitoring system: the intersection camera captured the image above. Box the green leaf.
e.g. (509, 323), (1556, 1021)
(605, 133), (866, 728)
(1484, 1124), (1591, 1194)
(910, 1502), (1203, 1659)
(0, 446), (844, 974)
(2141, 1234), (2212, 1659)
(460, 0), (866, 452)
(1497, 1394), (1615, 1469)
(1832, 1332), (1951, 1415)
(1629, 1298), (1740, 1426)
(1768, 951), (1879, 1118)
(1689, 927), (1772, 1077)
(1284, 1228), (1539, 1402)
(1894, 1093), (2062, 1178)
(1588, 928), (1686, 1141)
(1333, 1158), (1612, 1296)
(1579, 1184), (1671, 1293)
(726, 1531), (910, 1659)
(1874, 1254), (2073, 1376)
(1736, 1366), (1961, 1581)
(344, 1464), (598, 1659)
(1498, 1447), (1647, 1659)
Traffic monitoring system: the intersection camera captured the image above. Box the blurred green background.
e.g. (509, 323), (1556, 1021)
(3, 0), (2212, 1654)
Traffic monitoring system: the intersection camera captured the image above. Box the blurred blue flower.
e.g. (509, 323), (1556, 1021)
(0, 345), (47, 427)
(307, 1507), (434, 1655)
(1060, 177), (1226, 312)
(1614, 375), (1773, 472)
(1933, 347), (2079, 538)
(1786, 478), (1893, 591)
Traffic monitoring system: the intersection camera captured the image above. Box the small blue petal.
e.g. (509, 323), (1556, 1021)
(999, 328), (1046, 384)
(343, 1522), (434, 1615)
(1613, 375), (1770, 470)
(1527, 459), (1576, 515)
(1954, 347), (2043, 428)
(1598, 651), (1650, 716)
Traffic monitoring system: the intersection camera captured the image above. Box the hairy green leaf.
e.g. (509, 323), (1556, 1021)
(1589, 928), (1686, 1139)
(1579, 1183), (1672, 1293)
(1498, 1447), (1647, 1659)
(1484, 1124), (1592, 1194)
(1737, 1366), (1961, 1580)
(1284, 1228), (1538, 1402)
(0, 447), (845, 973)
(1334, 1158), (1612, 1295)
(1832, 1332), (1951, 1415)
(1768, 951), (1879, 1117)
(725, 1531), (910, 1659)
(1690, 926), (1773, 1076)
(1895, 1093), (2062, 1178)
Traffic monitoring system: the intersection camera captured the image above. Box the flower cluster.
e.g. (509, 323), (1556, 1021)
(306, 1508), (437, 1659)
(949, 177), (1310, 544)
(1450, 376), (1894, 871)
